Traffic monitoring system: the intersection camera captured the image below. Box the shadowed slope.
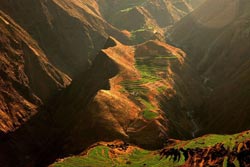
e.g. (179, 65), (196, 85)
(169, 0), (250, 135)
(97, 0), (192, 44)
(0, 37), (120, 167)
(0, 36), (204, 166)
(0, 11), (70, 134)
(0, 0), (129, 77)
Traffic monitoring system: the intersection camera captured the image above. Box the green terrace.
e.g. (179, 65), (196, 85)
(140, 99), (158, 120)
(119, 0), (148, 13)
(174, 132), (250, 150)
(52, 131), (250, 167)
(52, 145), (185, 167)
(120, 7), (133, 13)
(120, 54), (177, 120)
(154, 55), (178, 59)
(130, 26), (154, 43)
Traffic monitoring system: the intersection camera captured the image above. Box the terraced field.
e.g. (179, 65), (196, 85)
(51, 145), (184, 167)
(120, 54), (177, 120)
(51, 131), (250, 167)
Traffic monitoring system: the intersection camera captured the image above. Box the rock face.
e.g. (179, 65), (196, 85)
(0, 11), (70, 134)
(169, 0), (250, 134)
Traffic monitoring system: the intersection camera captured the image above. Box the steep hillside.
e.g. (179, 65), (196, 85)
(0, 36), (204, 166)
(51, 130), (250, 167)
(0, 0), (129, 77)
(169, 0), (250, 135)
(1, 0), (250, 167)
(0, 11), (70, 134)
(52, 36), (205, 155)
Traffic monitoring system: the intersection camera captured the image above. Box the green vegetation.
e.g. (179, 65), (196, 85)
(130, 26), (154, 43)
(120, 80), (148, 96)
(135, 63), (161, 83)
(120, 53), (177, 120)
(142, 110), (158, 120)
(174, 132), (250, 150)
(52, 146), (184, 167)
(119, 0), (147, 13)
(155, 55), (178, 59)
(120, 7), (133, 13)
(52, 131), (250, 167)
(140, 99), (158, 119)
(157, 86), (167, 94)
(52, 146), (114, 167)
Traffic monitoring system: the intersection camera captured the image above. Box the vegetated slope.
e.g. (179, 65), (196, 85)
(0, 0), (129, 77)
(0, 36), (203, 166)
(0, 11), (70, 134)
(97, 0), (192, 44)
(169, 0), (250, 135)
(1, 0), (249, 166)
(51, 130), (250, 167)
(0, 1), (202, 166)
(48, 36), (204, 154)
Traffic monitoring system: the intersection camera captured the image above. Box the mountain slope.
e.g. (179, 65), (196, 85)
(0, 11), (70, 134)
(0, 0), (129, 77)
(169, 0), (250, 134)
(0, 36), (204, 166)
(97, 0), (192, 44)
(51, 130), (250, 167)
(1, 0), (250, 167)
(47, 36), (202, 150)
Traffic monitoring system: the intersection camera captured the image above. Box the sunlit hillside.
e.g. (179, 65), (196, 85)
(0, 0), (249, 167)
